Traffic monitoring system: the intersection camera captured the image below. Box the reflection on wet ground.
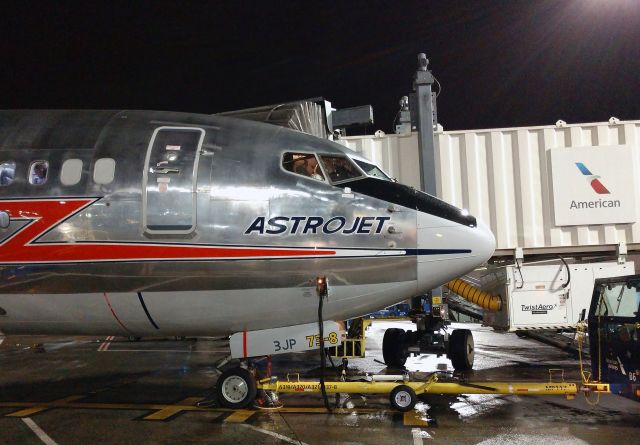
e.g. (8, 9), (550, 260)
(0, 321), (638, 444)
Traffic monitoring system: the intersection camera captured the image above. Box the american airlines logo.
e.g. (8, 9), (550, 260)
(569, 162), (620, 210)
(551, 146), (635, 226)
(575, 162), (610, 194)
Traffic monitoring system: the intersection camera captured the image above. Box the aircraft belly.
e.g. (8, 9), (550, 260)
(0, 280), (418, 336)
(0, 292), (130, 335)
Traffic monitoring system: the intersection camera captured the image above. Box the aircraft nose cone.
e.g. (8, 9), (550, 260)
(474, 220), (496, 265)
(416, 219), (496, 294)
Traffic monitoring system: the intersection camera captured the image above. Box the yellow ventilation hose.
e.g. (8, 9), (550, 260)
(445, 279), (502, 312)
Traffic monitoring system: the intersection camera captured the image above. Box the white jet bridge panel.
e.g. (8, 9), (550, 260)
(339, 119), (640, 255)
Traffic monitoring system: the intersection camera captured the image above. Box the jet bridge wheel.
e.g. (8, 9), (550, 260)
(382, 328), (409, 368)
(447, 329), (474, 371)
(215, 367), (257, 409)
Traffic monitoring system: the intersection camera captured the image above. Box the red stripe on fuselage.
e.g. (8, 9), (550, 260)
(0, 199), (336, 263)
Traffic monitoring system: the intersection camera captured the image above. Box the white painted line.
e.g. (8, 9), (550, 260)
(240, 424), (310, 445)
(98, 336), (115, 352)
(103, 336), (114, 351)
(22, 418), (59, 445)
(412, 428), (431, 444)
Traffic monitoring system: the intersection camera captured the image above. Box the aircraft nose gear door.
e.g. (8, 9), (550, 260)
(143, 127), (205, 235)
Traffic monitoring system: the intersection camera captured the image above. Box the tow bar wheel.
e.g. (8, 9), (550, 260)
(216, 367), (257, 409)
(389, 384), (417, 412)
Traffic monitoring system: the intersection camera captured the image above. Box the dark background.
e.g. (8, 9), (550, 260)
(2, 0), (639, 133)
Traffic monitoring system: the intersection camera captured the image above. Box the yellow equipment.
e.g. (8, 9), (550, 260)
(256, 371), (577, 412)
(446, 279), (502, 311)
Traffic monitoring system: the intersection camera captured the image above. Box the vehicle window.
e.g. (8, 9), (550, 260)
(60, 159), (83, 186)
(282, 152), (325, 182)
(597, 284), (640, 318)
(354, 159), (391, 181)
(0, 161), (16, 186)
(28, 161), (49, 185)
(93, 158), (116, 184)
(318, 155), (362, 183)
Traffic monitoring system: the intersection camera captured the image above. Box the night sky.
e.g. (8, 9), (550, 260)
(2, 0), (639, 133)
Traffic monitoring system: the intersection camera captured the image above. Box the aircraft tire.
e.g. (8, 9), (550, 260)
(448, 329), (474, 371)
(382, 328), (408, 368)
(216, 367), (257, 409)
(389, 384), (417, 412)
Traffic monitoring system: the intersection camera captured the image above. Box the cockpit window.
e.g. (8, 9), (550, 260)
(354, 159), (391, 181)
(282, 152), (325, 182)
(28, 161), (48, 185)
(318, 155), (362, 183)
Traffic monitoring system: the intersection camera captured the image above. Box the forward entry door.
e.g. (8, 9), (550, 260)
(143, 127), (205, 234)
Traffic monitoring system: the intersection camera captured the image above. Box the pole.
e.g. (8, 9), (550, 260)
(414, 53), (436, 196)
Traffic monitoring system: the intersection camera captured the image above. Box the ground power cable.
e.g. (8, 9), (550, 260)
(317, 278), (332, 413)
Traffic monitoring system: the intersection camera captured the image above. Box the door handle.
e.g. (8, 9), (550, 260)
(150, 167), (180, 174)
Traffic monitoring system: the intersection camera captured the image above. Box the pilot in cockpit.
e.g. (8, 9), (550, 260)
(287, 153), (324, 181)
(303, 156), (324, 181)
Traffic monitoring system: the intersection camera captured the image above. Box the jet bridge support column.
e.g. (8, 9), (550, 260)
(412, 52), (437, 196)
(411, 53), (442, 312)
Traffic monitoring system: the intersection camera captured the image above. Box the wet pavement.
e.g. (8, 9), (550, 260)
(1, 321), (639, 444)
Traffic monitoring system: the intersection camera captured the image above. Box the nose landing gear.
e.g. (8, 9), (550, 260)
(381, 293), (475, 371)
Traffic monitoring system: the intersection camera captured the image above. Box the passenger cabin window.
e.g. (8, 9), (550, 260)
(60, 159), (83, 186)
(354, 159), (391, 181)
(282, 152), (325, 182)
(93, 158), (116, 185)
(0, 161), (16, 186)
(29, 161), (49, 185)
(318, 155), (362, 183)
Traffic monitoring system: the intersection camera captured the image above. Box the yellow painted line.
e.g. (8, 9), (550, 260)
(224, 409), (255, 423)
(2, 397), (412, 425)
(1, 401), (207, 412)
(5, 395), (85, 418)
(142, 397), (204, 421)
(143, 406), (187, 421)
(5, 406), (50, 418)
(403, 410), (430, 427)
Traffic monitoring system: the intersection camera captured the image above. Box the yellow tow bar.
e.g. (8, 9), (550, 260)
(257, 371), (578, 411)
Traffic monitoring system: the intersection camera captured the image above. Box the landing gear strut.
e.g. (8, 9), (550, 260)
(382, 292), (475, 371)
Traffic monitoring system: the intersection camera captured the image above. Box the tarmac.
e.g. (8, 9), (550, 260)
(1, 321), (639, 445)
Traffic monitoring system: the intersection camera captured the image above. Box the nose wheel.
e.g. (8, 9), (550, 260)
(382, 328), (409, 368)
(447, 329), (474, 371)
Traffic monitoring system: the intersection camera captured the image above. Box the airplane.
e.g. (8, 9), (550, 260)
(0, 109), (495, 407)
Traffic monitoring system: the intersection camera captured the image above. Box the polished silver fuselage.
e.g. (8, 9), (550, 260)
(0, 110), (495, 337)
